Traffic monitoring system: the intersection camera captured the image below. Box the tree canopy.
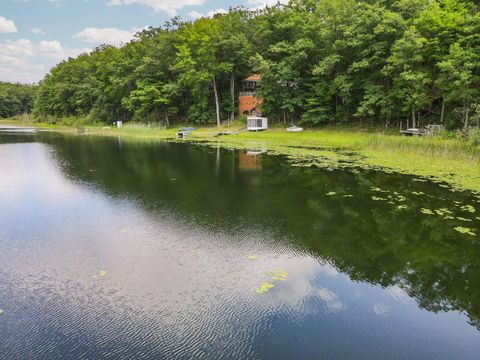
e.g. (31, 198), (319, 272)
(32, 0), (480, 129)
(0, 82), (37, 118)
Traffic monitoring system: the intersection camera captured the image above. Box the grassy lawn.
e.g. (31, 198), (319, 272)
(2, 119), (480, 193)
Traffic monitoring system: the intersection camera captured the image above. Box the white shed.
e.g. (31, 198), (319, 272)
(247, 117), (268, 131)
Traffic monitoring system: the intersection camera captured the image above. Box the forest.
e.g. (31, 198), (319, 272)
(29, 0), (480, 129)
(0, 82), (37, 119)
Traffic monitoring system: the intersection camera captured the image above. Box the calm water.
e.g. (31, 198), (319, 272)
(1, 131), (480, 359)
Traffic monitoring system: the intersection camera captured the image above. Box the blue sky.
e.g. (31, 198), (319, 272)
(0, 0), (275, 83)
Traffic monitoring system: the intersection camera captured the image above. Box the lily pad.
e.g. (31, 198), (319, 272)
(460, 205), (476, 213)
(92, 270), (108, 279)
(255, 282), (275, 294)
(435, 208), (452, 216)
(421, 208), (434, 215)
(266, 269), (288, 281)
(454, 226), (476, 236)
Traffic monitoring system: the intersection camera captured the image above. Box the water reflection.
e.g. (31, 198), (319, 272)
(0, 132), (479, 359)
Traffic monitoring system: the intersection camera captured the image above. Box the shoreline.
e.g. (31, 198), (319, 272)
(2, 119), (480, 194)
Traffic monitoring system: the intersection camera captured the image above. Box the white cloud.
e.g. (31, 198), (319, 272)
(107, 0), (205, 16)
(188, 10), (203, 19)
(248, 0), (287, 9)
(0, 16), (18, 34)
(31, 27), (45, 35)
(73, 27), (135, 46)
(188, 8), (227, 19)
(0, 39), (89, 83)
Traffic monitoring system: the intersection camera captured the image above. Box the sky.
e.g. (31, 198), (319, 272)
(0, 0), (277, 84)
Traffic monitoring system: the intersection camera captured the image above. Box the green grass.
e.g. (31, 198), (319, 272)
(2, 118), (480, 193)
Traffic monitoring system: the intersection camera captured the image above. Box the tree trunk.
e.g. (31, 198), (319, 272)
(164, 108), (170, 127)
(465, 99), (469, 130)
(411, 106), (416, 128)
(440, 97), (445, 124)
(283, 112), (287, 124)
(154, 105), (160, 125)
(213, 76), (221, 127)
(230, 73), (235, 126)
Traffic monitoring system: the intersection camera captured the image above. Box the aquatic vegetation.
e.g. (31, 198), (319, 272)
(342, 194), (354, 198)
(266, 269), (288, 281)
(460, 205), (476, 213)
(421, 208), (435, 215)
(454, 227), (476, 236)
(371, 187), (388, 193)
(372, 196), (386, 201)
(412, 191), (425, 196)
(397, 205), (408, 210)
(435, 208), (452, 216)
(457, 217), (473, 222)
(255, 282), (275, 294)
(326, 192), (337, 196)
(92, 270), (108, 279)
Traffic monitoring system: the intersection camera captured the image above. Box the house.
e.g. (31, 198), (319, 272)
(239, 75), (268, 131)
(239, 75), (262, 117)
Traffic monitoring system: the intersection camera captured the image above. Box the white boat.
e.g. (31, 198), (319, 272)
(286, 125), (304, 132)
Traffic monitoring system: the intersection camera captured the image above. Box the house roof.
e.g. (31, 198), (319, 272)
(244, 74), (261, 81)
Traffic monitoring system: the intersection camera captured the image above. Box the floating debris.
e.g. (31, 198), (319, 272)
(454, 226), (476, 236)
(326, 192), (337, 196)
(421, 208), (434, 215)
(266, 269), (288, 282)
(247, 255), (257, 261)
(460, 205), (476, 213)
(255, 282), (275, 294)
(119, 228), (128, 233)
(0, 309), (3, 315)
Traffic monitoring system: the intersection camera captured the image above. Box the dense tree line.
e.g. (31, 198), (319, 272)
(34, 0), (480, 129)
(0, 82), (37, 118)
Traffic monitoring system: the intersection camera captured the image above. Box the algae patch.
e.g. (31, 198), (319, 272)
(255, 282), (275, 294)
(92, 270), (108, 279)
(454, 226), (476, 236)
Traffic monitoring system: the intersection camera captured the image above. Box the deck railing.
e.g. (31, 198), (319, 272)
(239, 91), (256, 97)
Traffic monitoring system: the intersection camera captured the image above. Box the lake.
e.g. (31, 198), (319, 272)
(1, 130), (480, 359)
